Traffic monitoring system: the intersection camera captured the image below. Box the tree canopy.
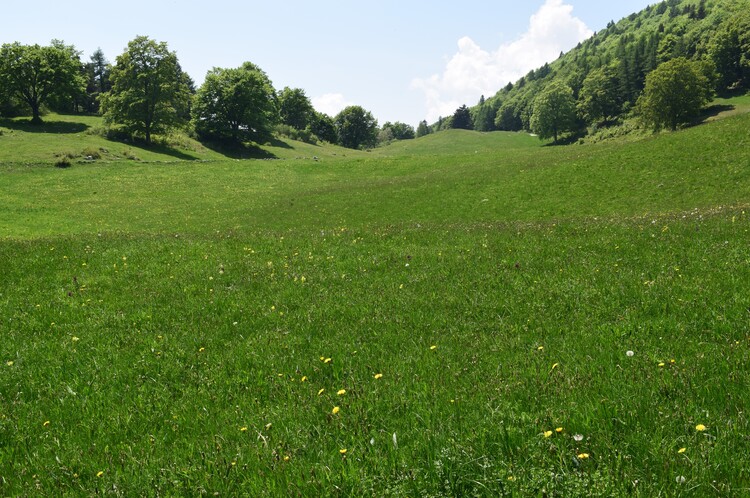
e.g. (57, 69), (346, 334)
(334, 106), (378, 149)
(277, 87), (314, 131)
(530, 82), (577, 143)
(193, 62), (278, 143)
(451, 105), (473, 130)
(100, 36), (191, 144)
(636, 57), (712, 131)
(0, 41), (85, 124)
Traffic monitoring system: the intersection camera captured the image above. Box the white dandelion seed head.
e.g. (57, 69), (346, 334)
(573, 434), (584, 442)
(676, 475), (686, 484)
(626, 350), (635, 357)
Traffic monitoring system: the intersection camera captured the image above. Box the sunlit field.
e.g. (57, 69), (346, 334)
(1, 111), (750, 495)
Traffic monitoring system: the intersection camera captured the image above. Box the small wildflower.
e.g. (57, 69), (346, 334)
(6, 361), (13, 366)
(555, 427), (563, 433)
(283, 455), (290, 462)
(695, 424), (706, 432)
(332, 406), (340, 415)
(240, 426), (247, 432)
(537, 346), (544, 351)
(658, 362), (665, 367)
(678, 447), (686, 454)
(626, 350), (634, 357)
(507, 476), (516, 481)
(72, 336), (80, 342)
(96, 471), (104, 478)
(323, 357), (332, 364)
(573, 434), (584, 442)
(670, 359), (676, 364)
(374, 373), (383, 379)
(198, 347), (205, 352)
(43, 420), (50, 427)
(318, 388), (325, 395)
(430, 345), (437, 350)
(676, 475), (686, 484)
(544, 430), (553, 438)
(301, 376), (308, 382)
(337, 389), (346, 396)
(339, 448), (347, 454)
(577, 453), (590, 460)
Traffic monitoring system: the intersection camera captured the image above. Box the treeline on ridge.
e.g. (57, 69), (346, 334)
(423, 0), (749, 142)
(0, 37), (413, 150)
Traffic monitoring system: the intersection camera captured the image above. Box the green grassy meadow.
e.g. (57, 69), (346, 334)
(1, 108), (750, 495)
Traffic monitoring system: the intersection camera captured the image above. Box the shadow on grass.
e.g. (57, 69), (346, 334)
(693, 104), (736, 124)
(141, 142), (201, 161)
(201, 140), (279, 160)
(0, 117), (89, 134)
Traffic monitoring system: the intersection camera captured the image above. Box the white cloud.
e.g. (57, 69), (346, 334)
(312, 93), (354, 117)
(412, 0), (593, 122)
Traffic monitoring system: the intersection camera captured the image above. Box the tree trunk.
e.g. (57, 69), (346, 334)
(30, 101), (43, 125)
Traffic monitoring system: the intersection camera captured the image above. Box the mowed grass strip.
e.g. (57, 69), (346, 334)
(0, 111), (749, 495)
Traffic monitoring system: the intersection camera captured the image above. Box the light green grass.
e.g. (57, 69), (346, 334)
(1, 110), (750, 495)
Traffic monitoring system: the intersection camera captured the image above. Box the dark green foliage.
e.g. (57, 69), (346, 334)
(451, 105), (473, 130)
(416, 120), (431, 138)
(309, 111), (337, 143)
(472, 96), (498, 132)
(0, 41), (86, 124)
(278, 87), (314, 131)
(577, 63), (623, 123)
(381, 121), (415, 141)
(530, 81), (577, 143)
(334, 105), (378, 149)
(709, 10), (750, 92)
(192, 62), (277, 144)
(100, 37), (191, 144)
(636, 57), (712, 130)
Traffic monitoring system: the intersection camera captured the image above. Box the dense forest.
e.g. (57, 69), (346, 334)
(424, 0), (750, 141)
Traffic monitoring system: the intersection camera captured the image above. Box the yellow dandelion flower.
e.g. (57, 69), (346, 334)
(96, 471), (104, 478)
(319, 356), (325, 361)
(301, 376), (308, 382)
(6, 361), (13, 366)
(577, 453), (590, 460)
(555, 427), (563, 433)
(430, 345), (437, 350)
(507, 476), (516, 481)
(695, 424), (706, 432)
(43, 420), (50, 427)
(550, 363), (559, 372)
(283, 455), (290, 462)
(337, 389), (346, 396)
(332, 406), (340, 415)
(658, 362), (665, 367)
(240, 427), (248, 432)
(324, 358), (332, 364)
(198, 347), (205, 352)
(678, 447), (686, 454)
(318, 388), (325, 395)
(374, 373), (383, 379)
(339, 448), (347, 454)
(537, 346), (544, 351)
(72, 336), (80, 342)
(544, 431), (553, 438)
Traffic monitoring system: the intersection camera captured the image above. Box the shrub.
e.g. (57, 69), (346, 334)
(54, 157), (71, 168)
(81, 147), (101, 160)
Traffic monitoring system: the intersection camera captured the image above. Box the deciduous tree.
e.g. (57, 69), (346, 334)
(334, 106), (378, 149)
(0, 41), (85, 124)
(278, 87), (314, 130)
(192, 62), (277, 143)
(100, 36), (191, 144)
(636, 57), (711, 131)
(577, 63), (622, 124)
(530, 82), (576, 143)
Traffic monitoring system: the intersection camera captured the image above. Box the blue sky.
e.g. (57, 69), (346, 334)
(2, 1), (654, 126)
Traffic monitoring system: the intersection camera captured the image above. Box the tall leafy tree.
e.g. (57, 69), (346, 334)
(530, 82), (577, 143)
(577, 63), (622, 124)
(309, 111), (337, 143)
(381, 121), (415, 140)
(100, 36), (191, 144)
(334, 106), (378, 149)
(277, 87), (314, 130)
(0, 41), (85, 124)
(451, 105), (473, 130)
(192, 62), (277, 143)
(416, 120), (431, 138)
(636, 57), (712, 131)
(709, 11), (750, 92)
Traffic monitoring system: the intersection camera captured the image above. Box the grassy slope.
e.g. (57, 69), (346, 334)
(1, 110), (750, 495)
